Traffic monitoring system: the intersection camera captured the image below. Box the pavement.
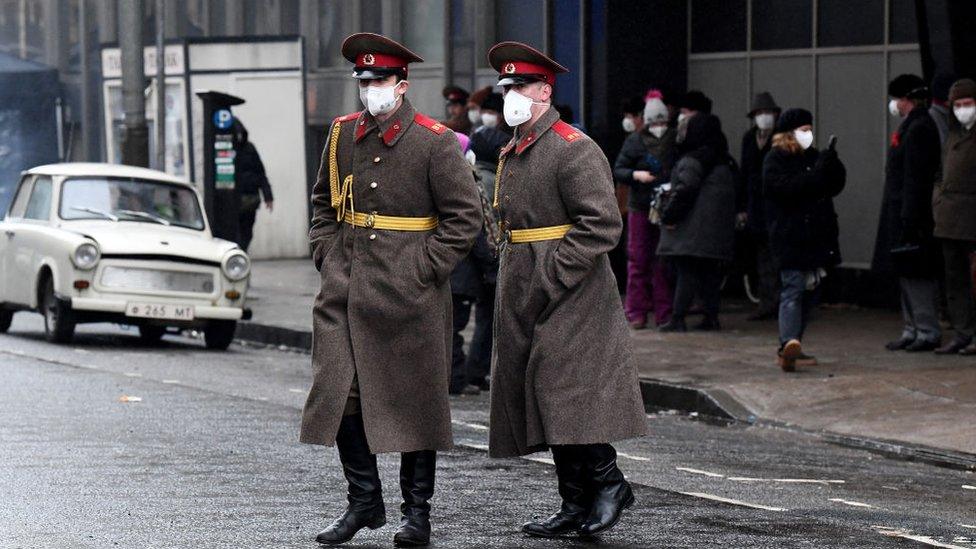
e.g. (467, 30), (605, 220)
(241, 259), (976, 465)
(2, 316), (975, 548)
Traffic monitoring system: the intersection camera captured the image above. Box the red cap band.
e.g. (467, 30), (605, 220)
(500, 60), (555, 84)
(356, 52), (408, 69)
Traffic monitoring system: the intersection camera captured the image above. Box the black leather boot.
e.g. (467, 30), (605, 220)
(394, 450), (436, 547)
(315, 414), (386, 545)
(521, 445), (590, 537)
(579, 444), (634, 538)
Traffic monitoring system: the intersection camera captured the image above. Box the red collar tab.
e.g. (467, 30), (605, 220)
(413, 113), (448, 135)
(355, 52), (408, 70)
(515, 131), (538, 155)
(890, 130), (901, 148)
(382, 119), (403, 145)
(500, 60), (555, 85)
(355, 116), (370, 142)
(333, 111), (362, 124)
(552, 121), (583, 143)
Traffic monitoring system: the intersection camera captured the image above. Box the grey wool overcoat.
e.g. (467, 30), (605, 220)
(300, 97), (482, 453)
(489, 107), (649, 458)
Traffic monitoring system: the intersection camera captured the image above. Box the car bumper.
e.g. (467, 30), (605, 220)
(69, 297), (248, 321)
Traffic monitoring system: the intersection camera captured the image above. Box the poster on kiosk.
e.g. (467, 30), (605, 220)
(100, 38), (309, 260)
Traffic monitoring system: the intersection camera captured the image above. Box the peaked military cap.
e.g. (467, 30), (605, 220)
(442, 86), (470, 105)
(487, 41), (568, 87)
(341, 32), (424, 80)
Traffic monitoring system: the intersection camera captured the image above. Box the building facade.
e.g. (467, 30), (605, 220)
(0, 0), (970, 275)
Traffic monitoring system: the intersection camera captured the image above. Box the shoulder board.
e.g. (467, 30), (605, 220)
(333, 111), (362, 124)
(552, 120), (584, 143)
(413, 113), (449, 135)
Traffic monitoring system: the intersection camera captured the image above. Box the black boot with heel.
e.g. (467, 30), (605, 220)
(521, 445), (590, 537)
(394, 450), (436, 547)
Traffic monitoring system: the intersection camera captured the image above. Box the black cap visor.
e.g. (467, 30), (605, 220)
(352, 67), (402, 80)
(496, 74), (545, 87)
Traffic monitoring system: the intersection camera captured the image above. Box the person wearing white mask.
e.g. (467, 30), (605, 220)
(875, 74), (943, 354)
(620, 95), (645, 135)
(762, 108), (846, 372)
(613, 89), (677, 329)
(675, 90), (712, 142)
(933, 78), (976, 355)
(486, 40), (648, 540)
(741, 92), (782, 321)
(303, 32), (482, 548)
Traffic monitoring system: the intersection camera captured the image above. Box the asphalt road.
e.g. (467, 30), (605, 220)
(1, 313), (974, 548)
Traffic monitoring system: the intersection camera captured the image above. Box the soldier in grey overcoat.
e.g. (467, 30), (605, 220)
(301, 33), (481, 547)
(486, 41), (648, 540)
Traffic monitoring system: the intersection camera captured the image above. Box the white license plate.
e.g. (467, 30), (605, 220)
(125, 302), (195, 321)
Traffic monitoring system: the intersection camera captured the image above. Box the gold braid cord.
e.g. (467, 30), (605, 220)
(328, 120), (342, 210)
(492, 155), (506, 209)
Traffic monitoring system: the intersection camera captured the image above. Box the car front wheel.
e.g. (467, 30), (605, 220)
(41, 276), (75, 344)
(204, 320), (236, 351)
(0, 309), (13, 333)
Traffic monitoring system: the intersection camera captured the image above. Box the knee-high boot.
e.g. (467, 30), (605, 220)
(579, 443), (634, 538)
(521, 445), (590, 537)
(394, 450), (436, 547)
(315, 414), (386, 545)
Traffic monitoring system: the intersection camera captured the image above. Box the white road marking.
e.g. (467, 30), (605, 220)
(679, 492), (787, 512)
(527, 456), (556, 465)
(617, 452), (651, 462)
(463, 443), (489, 451)
(830, 498), (874, 508)
(728, 477), (845, 485)
(963, 485), (976, 490)
(161, 379), (180, 384)
(123, 372), (142, 378)
(451, 420), (488, 431)
(875, 528), (972, 549)
(676, 467), (725, 478)
(959, 525), (976, 530)
(287, 388), (305, 394)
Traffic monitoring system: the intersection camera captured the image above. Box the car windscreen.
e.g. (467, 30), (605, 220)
(59, 177), (205, 230)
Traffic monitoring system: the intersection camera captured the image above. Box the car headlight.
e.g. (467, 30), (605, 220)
(222, 252), (250, 281)
(72, 242), (100, 270)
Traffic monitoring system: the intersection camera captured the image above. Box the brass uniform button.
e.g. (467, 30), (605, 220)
(369, 234), (377, 241)
(370, 182), (378, 189)
(374, 156), (381, 163)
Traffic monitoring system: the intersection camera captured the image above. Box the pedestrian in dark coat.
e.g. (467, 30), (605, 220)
(487, 42), (647, 540)
(873, 74), (943, 352)
(740, 92), (781, 320)
(657, 112), (737, 332)
(301, 33), (482, 547)
(763, 108), (846, 371)
(232, 120), (273, 252)
(933, 78), (976, 354)
(613, 89), (676, 329)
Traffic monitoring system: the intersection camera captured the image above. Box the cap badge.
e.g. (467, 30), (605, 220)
(363, 53), (375, 66)
(504, 63), (516, 74)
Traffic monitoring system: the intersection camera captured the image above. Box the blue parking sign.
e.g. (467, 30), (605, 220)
(213, 109), (233, 130)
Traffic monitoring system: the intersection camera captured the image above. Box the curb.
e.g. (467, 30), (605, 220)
(235, 321), (312, 351)
(233, 323), (976, 472)
(639, 377), (976, 472)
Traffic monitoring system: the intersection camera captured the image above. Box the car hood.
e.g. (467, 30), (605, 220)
(61, 221), (240, 263)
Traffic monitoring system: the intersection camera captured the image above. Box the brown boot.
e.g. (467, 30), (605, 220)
(777, 339), (801, 372)
(796, 352), (818, 367)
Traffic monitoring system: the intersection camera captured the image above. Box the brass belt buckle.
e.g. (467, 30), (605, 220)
(365, 211), (377, 229)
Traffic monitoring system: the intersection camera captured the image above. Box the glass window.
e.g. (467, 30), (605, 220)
(752, 0), (812, 50)
(60, 178), (205, 230)
(8, 177), (33, 218)
(691, 0), (746, 53)
(24, 176), (51, 220)
(818, 0), (884, 47)
(889, 0), (919, 44)
(318, 0), (354, 67)
(401, 0), (446, 64)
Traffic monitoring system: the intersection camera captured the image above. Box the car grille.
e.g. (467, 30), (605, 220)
(100, 266), (215, 294)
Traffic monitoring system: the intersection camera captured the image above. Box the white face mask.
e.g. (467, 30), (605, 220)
(359, 81), (402, 116)
(677, 112), (690, 124)
(888, 99), (902, 117)
(754, 113), (775, 131)
(480, 112), (499, 129)
(649, 124), (667, 139)
(503, 89), (537, 127)
(467, 109), (481, 125)
(622, 117), (637, 133)
(954, 105), (976, 128)
(794, 129), (814, 150)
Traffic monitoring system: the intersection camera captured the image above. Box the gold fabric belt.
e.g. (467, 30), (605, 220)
(508, 224), (572, 243)
(343, 211), (438, 231)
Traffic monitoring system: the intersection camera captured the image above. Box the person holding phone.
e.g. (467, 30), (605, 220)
(762, 108), (846, 371)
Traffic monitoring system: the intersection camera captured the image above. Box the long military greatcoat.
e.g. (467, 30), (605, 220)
(300, 97), (482, 453)
(489, 107), (648, 458)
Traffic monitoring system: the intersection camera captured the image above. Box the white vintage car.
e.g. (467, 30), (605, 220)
(0, 163), (251, 350)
